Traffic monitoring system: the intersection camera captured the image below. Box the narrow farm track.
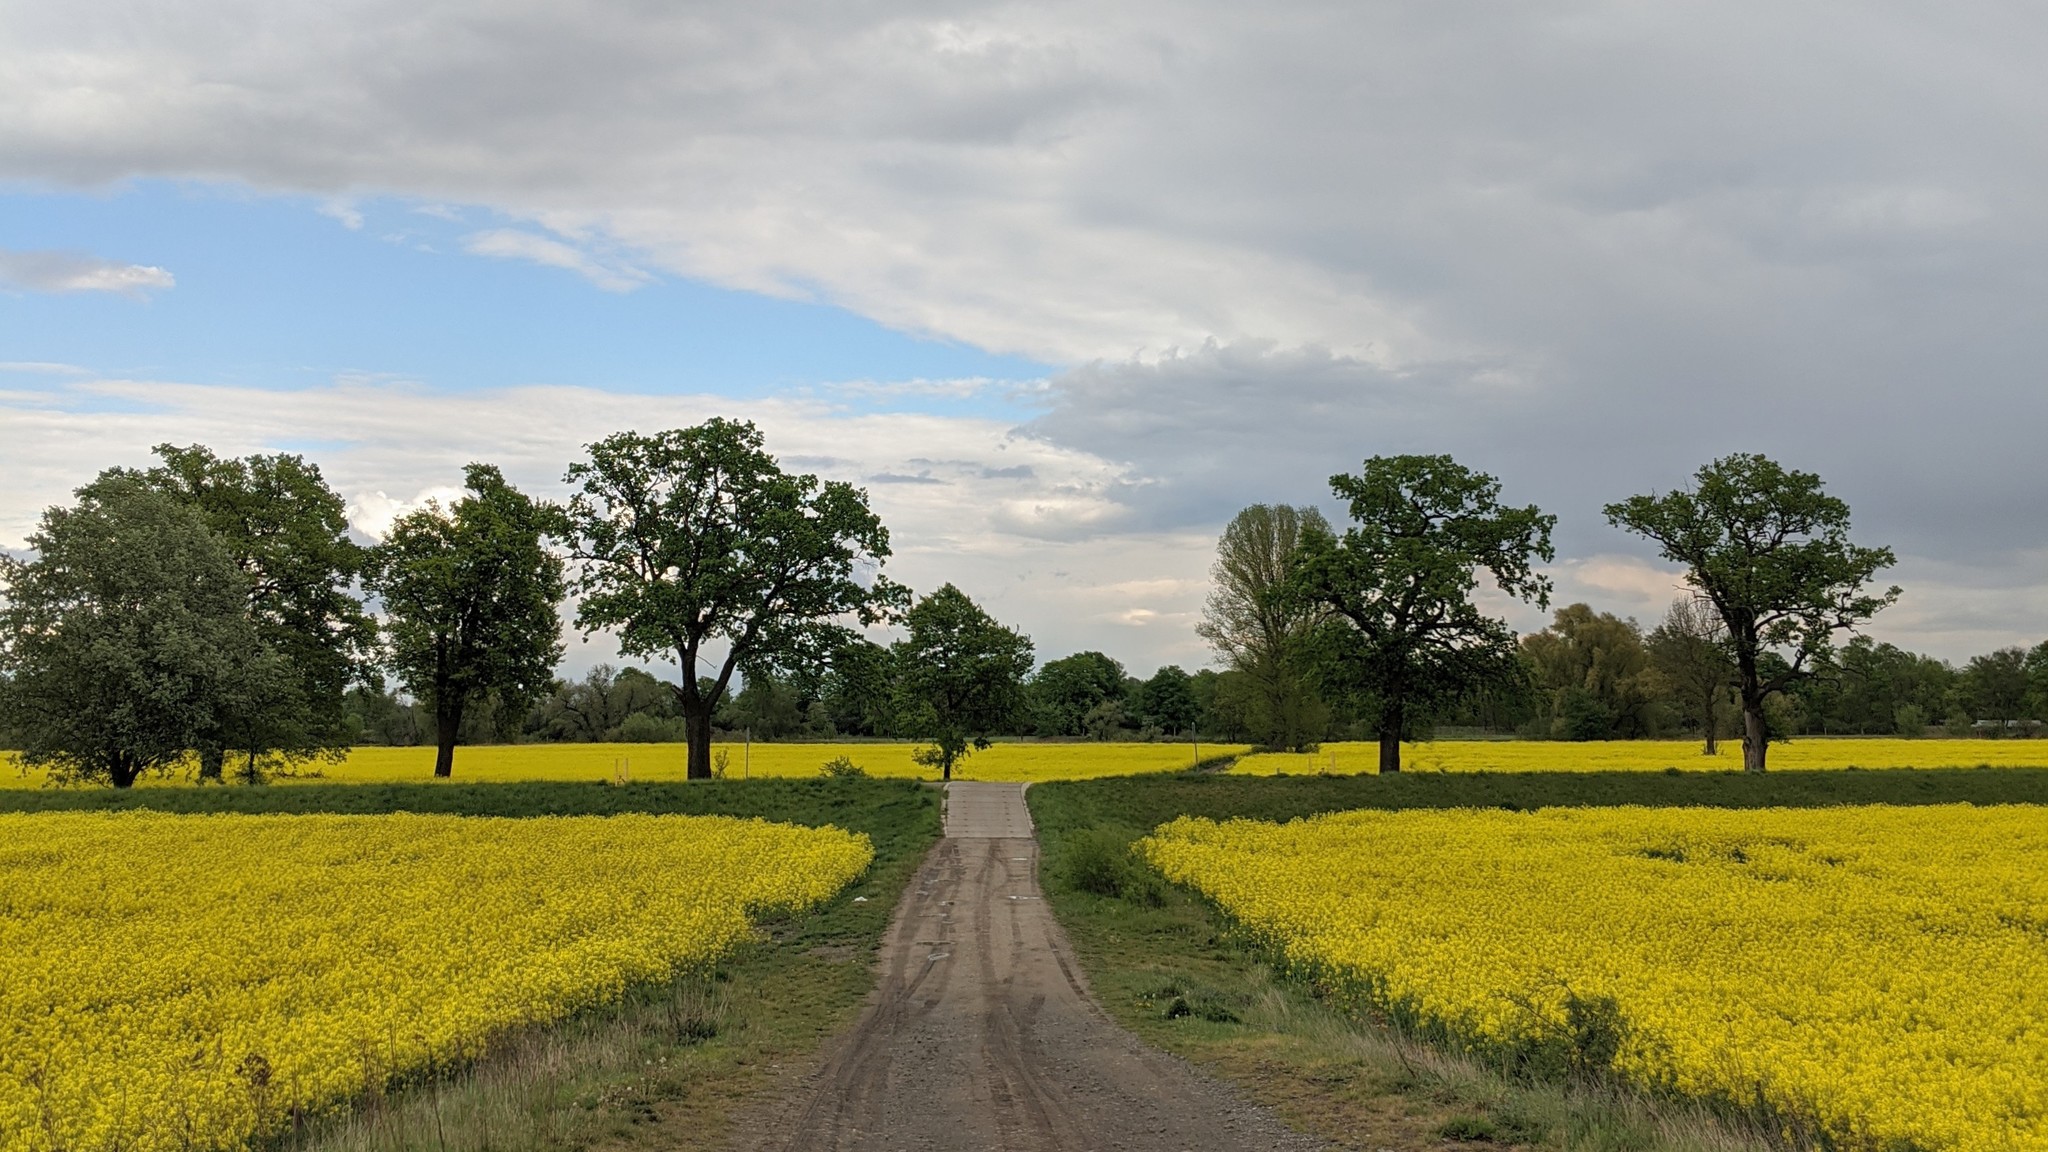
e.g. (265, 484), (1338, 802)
(740, 782), (1322, 1152)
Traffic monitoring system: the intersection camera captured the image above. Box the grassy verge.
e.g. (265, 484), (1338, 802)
(1027, 769), (2048, 1151)
(1, 778), (940, 1152)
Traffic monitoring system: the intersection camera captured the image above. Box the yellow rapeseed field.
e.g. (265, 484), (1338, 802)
(1140, 804), (2048, 1152)
(1230, 737), (2048, 775)
(1, 741), (1242, 788)
(0, 811), (872, 1152)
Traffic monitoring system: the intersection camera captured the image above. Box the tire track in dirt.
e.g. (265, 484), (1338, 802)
(739, 783), (1324, 1152)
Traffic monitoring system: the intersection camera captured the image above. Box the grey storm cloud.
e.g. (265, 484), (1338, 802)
(5, 0), (2047, 657)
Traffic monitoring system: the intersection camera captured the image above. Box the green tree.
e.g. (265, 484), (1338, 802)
(0, 477), (292, 787)
(1646, 596), (1735, 753)
(1293, 455), (1556, 773)
(1029, 651), (1127, 736)
(1137, 665), (1201, 735)
(891, 584), (1034, 780)
(823, 639), (897, 737)
(131, 444), (375, 778)
(1961, 647), (2030, 730)
(560, 419), (905, 779)
(1198, 504), (1330, 750)
(1521, 604), (1666, 740)
(1605, 454), (1898, 772)
(366, 464), (565, 778)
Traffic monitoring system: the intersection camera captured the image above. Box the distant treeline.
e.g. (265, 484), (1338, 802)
(3, 425), (2030, 785)
(341, 614), (2048, 750)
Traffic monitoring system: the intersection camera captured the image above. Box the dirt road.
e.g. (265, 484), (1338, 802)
(742, 782), (1322, 1152)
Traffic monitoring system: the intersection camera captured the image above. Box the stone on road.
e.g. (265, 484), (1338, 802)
(743, 781), (1323, 1152)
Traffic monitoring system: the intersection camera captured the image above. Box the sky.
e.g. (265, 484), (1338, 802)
(4, 0), (2047, 677)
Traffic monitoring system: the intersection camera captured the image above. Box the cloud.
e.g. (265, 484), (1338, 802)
(5, 3), (2048, 661)
(0, 373), (1216, 672)
(462, 229), (651, 292)
(0, 248), (174, 296)
(317, 198), (364, 229)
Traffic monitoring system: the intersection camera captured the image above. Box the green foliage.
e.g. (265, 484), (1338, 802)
(1606, 454), (1898, 771)
(0, 477), (293, 787)
(1293, 455), (1556, 772)
(1136, 665), (1200, 735)
(892, 584), (1034, 780)
(1199, 505), (1333, 750)
(818, 754), (867, 778)
(1054, 828), (1166, 905)
(366, 464), (566, 777)
(131, 444), (375, 773)
(1029, 650), (1128, 737)
(561, 419), (906, 779)
(823, 639), (897, 737)
(1523, 604), (1667, 740)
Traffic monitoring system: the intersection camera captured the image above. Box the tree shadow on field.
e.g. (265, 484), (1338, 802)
(1029, 766), (2048, 843)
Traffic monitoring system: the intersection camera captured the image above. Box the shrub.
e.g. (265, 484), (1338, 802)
(1057, 829), (1165, 905)
(819, 755), (867, 779)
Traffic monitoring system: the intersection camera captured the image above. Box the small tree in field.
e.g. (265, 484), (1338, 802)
(1606, 454), (1897, 773)
(892, 584), (1034, 781)
(561, 420), (905, 780)
(1292, 455), (1555, 773)
(367, 465), (565, 778)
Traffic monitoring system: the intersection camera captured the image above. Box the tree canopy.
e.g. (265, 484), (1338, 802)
(367, 464), (565, 777)
(1293, 455), (1555, 772)
(129, 443), (375, 776)
(1605, 453), (1897, 772)
(0, 477), (292, 786)
(891, 584), (1034, 780)
(561, 419), (905, 778)
(1198, 504), (1330, 750)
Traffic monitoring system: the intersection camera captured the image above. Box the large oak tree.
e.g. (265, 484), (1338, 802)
(561, 419), (904, 779)
(1606, 454), (1897, 772)
(1292, 455), (1555, 773)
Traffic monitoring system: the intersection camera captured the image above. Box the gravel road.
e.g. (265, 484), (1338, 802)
(741, 782), (1324, 1152)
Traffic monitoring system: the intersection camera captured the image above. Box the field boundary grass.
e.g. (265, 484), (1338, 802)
(1, 778), (942, 1152)
(1027, 770), (2048, 1151)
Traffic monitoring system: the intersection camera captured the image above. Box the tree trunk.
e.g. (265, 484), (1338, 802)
(684, 708), (714, 780)
(198, 744), (224, 783)
(434, 695), (463, 778)
(1378, 699), (1404, 774)
(109, 753), (138, 789)
(1701, 690), (1719, 756)
(1738, 673), (1769, 773)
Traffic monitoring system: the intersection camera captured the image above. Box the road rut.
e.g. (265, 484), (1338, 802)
(741, 782), (1323, 1152)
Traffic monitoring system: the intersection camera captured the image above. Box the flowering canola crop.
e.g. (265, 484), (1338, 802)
(1140, 804), (2048, 1152)
(2, 741), (1244, 788)
(0, 811), (871, 1152)
(1230, 737), (2048, 776)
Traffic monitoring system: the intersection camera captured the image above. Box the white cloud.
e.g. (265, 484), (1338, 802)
(317, 198), (364, 229)
(462, 229), (651, 292)
(0, 373), (1213, 673)
(0, 248), (174, 296)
